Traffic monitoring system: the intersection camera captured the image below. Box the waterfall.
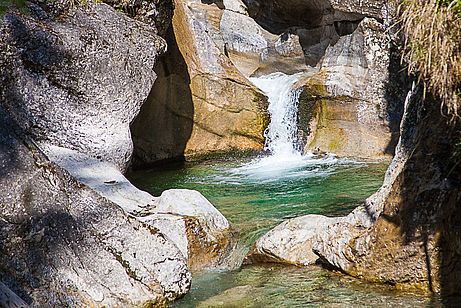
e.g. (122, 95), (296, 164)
(249, 72), (305, 158)
(229, 72), (339, 181)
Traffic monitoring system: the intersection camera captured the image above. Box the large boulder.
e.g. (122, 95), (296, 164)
(245, 215), (342, 266)
(313, 86), (461, 294)
(0, 108), (191, 306)
(0, 1), (166, 171)
(130, 0), (268, 165)
(140, 190), (236, 272)
(41, 144), (236, 272)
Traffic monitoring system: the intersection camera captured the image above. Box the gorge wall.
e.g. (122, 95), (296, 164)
(313, 88), (461, 296)
(2, 0), (458, 305)
(131, 0), (406, 165)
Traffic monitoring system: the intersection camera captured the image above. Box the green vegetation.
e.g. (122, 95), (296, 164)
(438, 0), (461, 17)
(0, 0), (26, 14)
(400, 0), (461, 119)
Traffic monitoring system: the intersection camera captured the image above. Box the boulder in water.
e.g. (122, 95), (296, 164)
(140, 189), (236, 272)
(0, 109), (191, 306)
(40, 144), (236, 272)
(245, 215), (342, 266)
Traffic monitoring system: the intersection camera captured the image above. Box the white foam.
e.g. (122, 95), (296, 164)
(250, 72), (305, 158)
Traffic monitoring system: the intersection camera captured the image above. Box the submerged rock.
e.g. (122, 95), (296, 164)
(245, 215), (342, 266)
(0, 1), (166, 171)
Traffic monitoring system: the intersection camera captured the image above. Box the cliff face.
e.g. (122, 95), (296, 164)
(314, 87), (461, 295)
(0, 106), (191, 306)
(0, 1), (166, 171)
(131, 0), (269, 166)
(130, 0), (404, 165)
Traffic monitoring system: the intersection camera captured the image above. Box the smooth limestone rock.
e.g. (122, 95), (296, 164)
(184, 0), (403, 160)
(40, 144), (235, 272)
(0, 108), (191, 306)
(0, 1), (166, 171)
(297, 17), (405, 159)
(313, 86), (461, 294)
(131, 0), (268, 166)
(140, 190), (235, 272)
(245, 215), (342, 266)
(39, 143), (155, 215)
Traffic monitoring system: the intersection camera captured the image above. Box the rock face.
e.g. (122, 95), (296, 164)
(130, 0), (404, 164)
(0, 107), (191, 306)
(313, 87), (461, 294)
(297, 17), (406, 158)
(131, 0), (268, 166)
(40, 144), (235, 272)
(0, 1), (166, 171)
(245, 215), (342, 266)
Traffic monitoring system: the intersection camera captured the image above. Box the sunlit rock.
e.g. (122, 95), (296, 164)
(296, 17), (406, 159)
(0, 1), (165, 171)
(140, 189), (236, 272)
(245, 215), (342, 266)
(41, 143), (236, 272)
(0, 109), (190, 306)
(131, 0), (268, 166)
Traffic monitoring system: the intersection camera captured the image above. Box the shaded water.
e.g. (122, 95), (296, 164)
(129, 156), (434, 307)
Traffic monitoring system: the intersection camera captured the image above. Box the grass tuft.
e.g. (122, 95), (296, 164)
(399, 0), (461, 119)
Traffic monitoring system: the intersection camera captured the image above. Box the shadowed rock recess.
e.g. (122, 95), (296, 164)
(131, 0), (406, 164)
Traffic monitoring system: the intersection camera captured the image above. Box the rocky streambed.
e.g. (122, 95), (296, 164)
(128, 156), (437, 306)
(1, 0), (460, 305)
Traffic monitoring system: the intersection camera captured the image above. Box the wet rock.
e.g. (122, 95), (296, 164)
(0, 1), (166, 171)
(298, 17), (405, 159)
(0, 108), (191, 306)
(195, 285), (257, 307)
(245, 215), (342, 266)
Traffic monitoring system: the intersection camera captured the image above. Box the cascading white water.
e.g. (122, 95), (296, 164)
(249, 72), (304, 158)
(230, 72), (340, 181)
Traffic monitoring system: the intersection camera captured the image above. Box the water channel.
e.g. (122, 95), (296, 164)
(129, 73), (434, 307)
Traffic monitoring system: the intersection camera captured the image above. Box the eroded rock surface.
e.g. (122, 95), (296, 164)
(313, 87), (461, 294)
(297, 17), (405, 159)
(245, 215), (342, 266)
(0, 108), (191, 306)
(40, 144), (235, 272)
(0, 1), (166, 171)
(131, 0), (268, 165)
(140, 190), (236, 272)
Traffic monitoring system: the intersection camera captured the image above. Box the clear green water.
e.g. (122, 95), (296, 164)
(128, 155), (434, 307)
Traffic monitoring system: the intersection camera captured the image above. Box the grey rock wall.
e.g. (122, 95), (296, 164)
(0, 1), (166, 171)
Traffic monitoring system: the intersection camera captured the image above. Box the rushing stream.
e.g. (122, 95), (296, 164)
(129, 73), (433, 306)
